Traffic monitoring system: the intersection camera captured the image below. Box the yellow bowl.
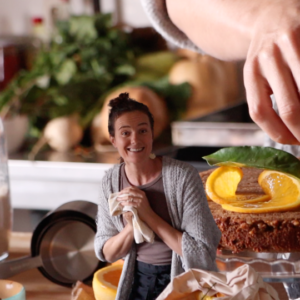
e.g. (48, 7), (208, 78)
(92, 265), (123, 300)
(0, 280), (26, 300)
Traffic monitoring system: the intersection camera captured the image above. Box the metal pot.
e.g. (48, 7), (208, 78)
(0, 200), (105, 287)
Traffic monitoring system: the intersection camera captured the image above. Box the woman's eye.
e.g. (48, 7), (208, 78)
(121, 131), (129, 136)
(140, 129), (147, 134)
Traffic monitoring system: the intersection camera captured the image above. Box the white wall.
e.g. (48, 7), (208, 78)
(0, 0), (151, 37)
(0, 0), (61, 36)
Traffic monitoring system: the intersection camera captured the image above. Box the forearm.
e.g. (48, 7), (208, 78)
(144, 211), (183, 256)
(102, 224), (134, 262)
(166, 0), (261, 60)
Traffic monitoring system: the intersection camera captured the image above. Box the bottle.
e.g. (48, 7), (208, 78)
(51, 0), (70, 24)
(50, 0), (70, 43)
(31, 17), (48, 44)
(0, 117), (12, 261)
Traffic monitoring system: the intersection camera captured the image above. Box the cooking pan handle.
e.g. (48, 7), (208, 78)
(0, 255), (42, 278)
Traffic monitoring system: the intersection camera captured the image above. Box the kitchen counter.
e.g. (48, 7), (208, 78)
(7, 232), (71, 300)
(8, 268), (71, 300)
(5, 232), (290, 300)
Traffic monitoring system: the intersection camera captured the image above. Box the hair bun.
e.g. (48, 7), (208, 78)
(118, 93), (129, 100)
(109, 93), (130, 108)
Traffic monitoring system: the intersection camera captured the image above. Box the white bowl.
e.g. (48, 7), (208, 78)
(3, 115), (29, 154)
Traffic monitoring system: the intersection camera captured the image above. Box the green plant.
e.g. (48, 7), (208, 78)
(0, 14), (136, 133)
(0, 13), (191, 146)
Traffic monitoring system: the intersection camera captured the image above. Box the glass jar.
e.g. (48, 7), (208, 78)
(0, 117), (12, 261)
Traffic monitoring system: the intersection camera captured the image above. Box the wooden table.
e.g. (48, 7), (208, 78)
(5, 232), (290, 300)
(7, 232), (71, 300)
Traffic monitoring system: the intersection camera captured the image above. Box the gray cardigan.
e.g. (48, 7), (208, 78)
(94, 156), (221, 300)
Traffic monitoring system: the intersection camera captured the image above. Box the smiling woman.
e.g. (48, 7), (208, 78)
(94, 93), (221, 300)
(108, 94), (155, 171)
(110, 110), (154, 166)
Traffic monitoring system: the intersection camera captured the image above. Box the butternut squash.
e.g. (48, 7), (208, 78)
(169, 53), (239, 119)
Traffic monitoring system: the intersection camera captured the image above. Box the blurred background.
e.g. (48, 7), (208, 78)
(0, 0), (150, 36)
(0, 0), (257, 231)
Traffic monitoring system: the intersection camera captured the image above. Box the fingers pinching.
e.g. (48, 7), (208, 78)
(261, 50), (300, 143)
(244, 55), (300, 145)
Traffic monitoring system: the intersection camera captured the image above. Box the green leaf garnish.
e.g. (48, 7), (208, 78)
(203, 146), (300, 179)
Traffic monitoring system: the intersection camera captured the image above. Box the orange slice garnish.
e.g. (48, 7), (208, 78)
(206, 166), (270, 204)
(222, 170), (300, 213)
(206, 166), (243, 204)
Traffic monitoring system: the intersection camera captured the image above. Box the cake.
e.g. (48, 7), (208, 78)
(200, 167), (300, 253)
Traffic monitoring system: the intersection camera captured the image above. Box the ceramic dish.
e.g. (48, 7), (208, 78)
(0, 280), (26, 300)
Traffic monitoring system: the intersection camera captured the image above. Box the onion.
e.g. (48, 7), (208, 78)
(91, 86), (169, 149)
(44, 115), (83, 152)
(28, 115), (83, 160)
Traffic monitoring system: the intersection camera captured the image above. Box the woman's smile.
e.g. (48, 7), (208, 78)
(127, 147), (144, 152)
(127, 147), (145, 154)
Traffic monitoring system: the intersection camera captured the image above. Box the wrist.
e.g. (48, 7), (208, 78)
(124, 222), (134, 232)
(140, 207), (155, 224)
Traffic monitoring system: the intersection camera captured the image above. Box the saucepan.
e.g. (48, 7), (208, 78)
(0, 200), (105, 287)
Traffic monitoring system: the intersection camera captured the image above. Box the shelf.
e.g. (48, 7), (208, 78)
(171, 102), (265, 147)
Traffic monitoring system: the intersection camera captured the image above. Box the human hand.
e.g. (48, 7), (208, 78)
(244, 0), (300, 145)
(118, 186), (153, 221)
(123, 211), (134, 227)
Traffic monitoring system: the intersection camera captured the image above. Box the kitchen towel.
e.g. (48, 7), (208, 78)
(156, 264), (279, 300)
(108, 192), (155, 244)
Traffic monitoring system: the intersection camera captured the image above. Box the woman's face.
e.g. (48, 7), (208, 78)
(110, 111), (153, 165)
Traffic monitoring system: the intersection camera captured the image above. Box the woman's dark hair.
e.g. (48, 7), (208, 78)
(108, 92), (154, 137)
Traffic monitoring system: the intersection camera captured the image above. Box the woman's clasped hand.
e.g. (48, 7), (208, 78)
(117, 186), (152, 220)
